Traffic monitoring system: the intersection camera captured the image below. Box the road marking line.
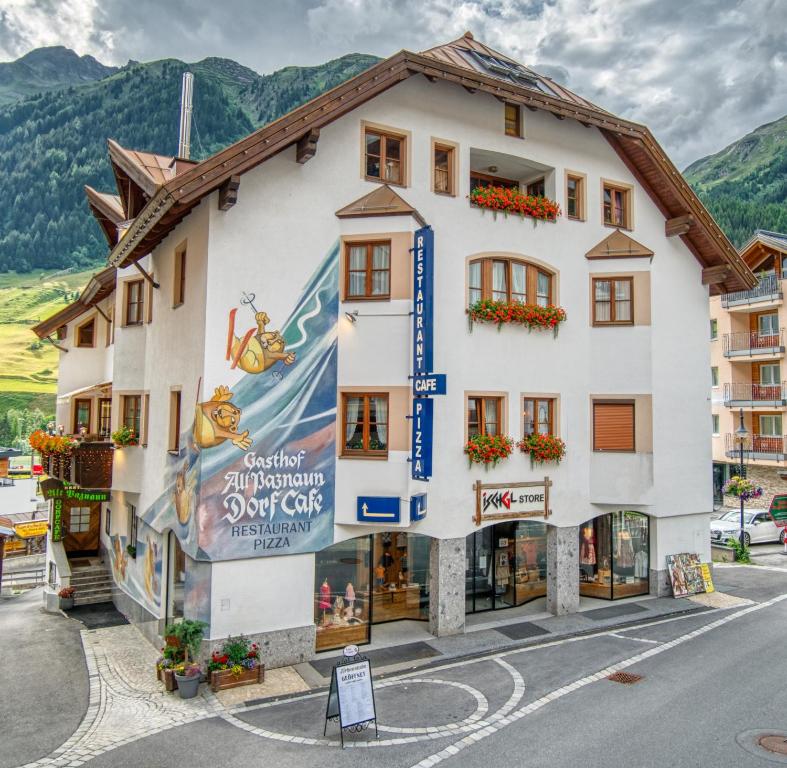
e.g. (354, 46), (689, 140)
(608, 633), (661, 645)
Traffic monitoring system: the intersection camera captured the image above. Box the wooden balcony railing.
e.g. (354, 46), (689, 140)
(45, 441), (113, 489)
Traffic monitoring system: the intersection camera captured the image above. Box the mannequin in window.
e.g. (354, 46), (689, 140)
(580, 525), (596, 581)
(345, 582), (356, 616)
(318, 578), (331, 625)
(615, 529), (634, 570)
(374, 562), (385, 588)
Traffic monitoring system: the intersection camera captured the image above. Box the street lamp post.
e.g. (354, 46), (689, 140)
(735, 408), (749, 550)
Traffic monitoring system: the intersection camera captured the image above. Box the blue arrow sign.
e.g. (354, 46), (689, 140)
(356, 496), (401, 523)
(410, 493), (427, 522)
(412, 374), (447, 396)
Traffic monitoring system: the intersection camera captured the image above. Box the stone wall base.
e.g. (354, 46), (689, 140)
(547, 525), (579, 615)
(649, 568), (672, 597)
(201, 624), (316, 669)
(429, 537), (466, 637)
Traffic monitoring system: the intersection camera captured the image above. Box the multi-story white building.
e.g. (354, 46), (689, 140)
(710, 230), (787, 512)
(35, 34), (753, 665)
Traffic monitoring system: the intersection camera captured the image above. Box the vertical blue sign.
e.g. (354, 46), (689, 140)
(411, 398), (433, 480)
(413, 226), (434, 376)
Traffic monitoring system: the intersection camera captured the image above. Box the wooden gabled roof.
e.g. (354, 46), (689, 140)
(85, 186), (125, 245)
(585, 230), (654, 260)
(335, 184), (425, 224)
(32, 267), (116, 339)
(739, 230), (787, 270)
(104, 34), (755, 295)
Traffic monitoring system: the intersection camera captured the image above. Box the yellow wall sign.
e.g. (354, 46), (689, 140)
(14, 520), (48, 539)
(700, 563), (715, 593)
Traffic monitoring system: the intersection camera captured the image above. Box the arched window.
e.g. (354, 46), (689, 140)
(468, 257), (553, 307)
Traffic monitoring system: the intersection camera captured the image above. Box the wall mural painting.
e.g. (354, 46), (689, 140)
(107, 521), (163, 615)
(138, 242), (340, 563)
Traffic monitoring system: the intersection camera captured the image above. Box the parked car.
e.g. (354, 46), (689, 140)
(710, 509), (785, 547)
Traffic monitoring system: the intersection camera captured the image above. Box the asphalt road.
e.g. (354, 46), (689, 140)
(1, 589), (88, 768)
(69, 564), (787, 768)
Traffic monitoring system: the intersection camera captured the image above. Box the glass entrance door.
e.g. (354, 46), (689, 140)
(465, 528), (494, 612)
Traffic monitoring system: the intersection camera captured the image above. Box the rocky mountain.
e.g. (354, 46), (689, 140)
(684, 114), (787, 247)
(0, 48), (380, 272)
(0, 46), (119, 105)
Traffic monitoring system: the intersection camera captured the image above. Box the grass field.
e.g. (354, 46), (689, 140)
(0, 268), (94, 416)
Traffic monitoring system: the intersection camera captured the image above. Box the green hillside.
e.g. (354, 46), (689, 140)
(684, 114), (787, 247)
(0, 46), (118, 105)
(0, 49), (380, 273)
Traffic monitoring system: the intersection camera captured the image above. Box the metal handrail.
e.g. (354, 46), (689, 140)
(721, 274), (781, 307)
(725, 433), (787, 456)
(723, 328), (784, 355)
(723, 381), (787, 403)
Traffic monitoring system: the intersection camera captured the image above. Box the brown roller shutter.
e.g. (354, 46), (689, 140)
(593, 402), (635, 451)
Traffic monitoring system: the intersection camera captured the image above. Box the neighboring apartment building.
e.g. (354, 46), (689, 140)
(711, 230), (787, 508)
(34, 33), (753, 665)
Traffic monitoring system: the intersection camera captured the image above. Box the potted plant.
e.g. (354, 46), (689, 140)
(208, 635), (264, 691)
(164, 619), (207, 698)
(723, 475), (763, 501)
(465, 434), (514, 468)
(111, 424), (138, 447)
(518, 433), (566, 467)
(58, 585), (75, 610)
(156, 644), (183, 691)
(172, 662), (202, 699)
(126, 543), (137, 559)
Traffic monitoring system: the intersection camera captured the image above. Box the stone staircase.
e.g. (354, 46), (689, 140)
(70, 563), (114, 606)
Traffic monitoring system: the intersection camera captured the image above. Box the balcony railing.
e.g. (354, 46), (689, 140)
(45, 441), (114, 489)
(723, 381), (787, 406)
(723, 329), (785, 357)
(725, 432), (787, 461)
(721, 275), (782, 308)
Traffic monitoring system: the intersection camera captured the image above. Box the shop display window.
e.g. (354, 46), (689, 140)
(314, 533), (431, 652)
(579, 511), (649, 600)
(465, 521), (548, 613)
(315, 537), (371, 652)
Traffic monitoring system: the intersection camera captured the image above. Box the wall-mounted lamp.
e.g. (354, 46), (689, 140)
(344, 310), (358, 324)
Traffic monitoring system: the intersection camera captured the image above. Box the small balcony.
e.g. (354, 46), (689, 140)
(46, 441), (114, 489)
(723, 382), (787, 408)
(721, 274), (783, 311)
(723, 329), (785, 359)
(725, 433), (787, 462)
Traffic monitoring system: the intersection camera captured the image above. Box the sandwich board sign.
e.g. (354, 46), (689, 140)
(324, 645), (378, 747)
(768, 494), (787, 527)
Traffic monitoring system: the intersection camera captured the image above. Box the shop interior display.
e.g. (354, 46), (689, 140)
(579, 511), (649, 599)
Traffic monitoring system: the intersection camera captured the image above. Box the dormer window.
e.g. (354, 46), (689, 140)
(76, 318), (95, 348)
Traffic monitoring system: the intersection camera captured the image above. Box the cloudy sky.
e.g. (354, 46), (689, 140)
(1, 0), (784, 167)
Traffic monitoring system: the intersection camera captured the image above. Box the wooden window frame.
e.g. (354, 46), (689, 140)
(470, 170), (519, 191)
(710, 318), (718, 341)
(522, 397), (555, 437)
(468, 257), (553, 307)
(344, 241), (392, 301)
(73, 398), (92, 434)
(364, 126), (406, 187)
(592, 277), (634, 326)
(121, 394), (142, 441)
(123, 279), (145, 327)
(173, 244), (187, 308)
(341, 392), (389, 457)
(76, 317), (96, 348)
(168, 390), (182, 453)
(504, 103), (522, 137)
(467, 395), (504, 438)
(525, 177), (545, 197)
(98, 397), (112, 438)
(601, 180), (633, 229)
(432, 140), (457, 196)
(565, 171), (586, 221)
(711, 366), (719, 387)
(593, 400), (635, 453)
(712, 414), (720, 435)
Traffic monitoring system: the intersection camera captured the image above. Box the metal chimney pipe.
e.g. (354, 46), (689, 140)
(178, 72), (194, 159)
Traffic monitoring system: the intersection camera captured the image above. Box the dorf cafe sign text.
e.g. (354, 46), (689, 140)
(410, 226), (446, 481)
(473, 478), (553, 526)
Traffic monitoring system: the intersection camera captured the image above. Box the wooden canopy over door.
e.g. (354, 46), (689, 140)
(63, 499), (101, 557)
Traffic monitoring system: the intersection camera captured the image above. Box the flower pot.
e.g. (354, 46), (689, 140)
(174, 673), (200, 699)
(161, 668), (178, 692)
(210, 664), (263, 692)
(59, 597), (74, 610)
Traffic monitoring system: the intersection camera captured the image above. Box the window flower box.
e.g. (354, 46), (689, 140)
(468, 299), (567, 336)
(465, 434), (514, 468)
(209, 663), (264, 692)
(207, 635), (263, 692)
(518, 433), (566, 467)
(469, 185), (560, 221)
